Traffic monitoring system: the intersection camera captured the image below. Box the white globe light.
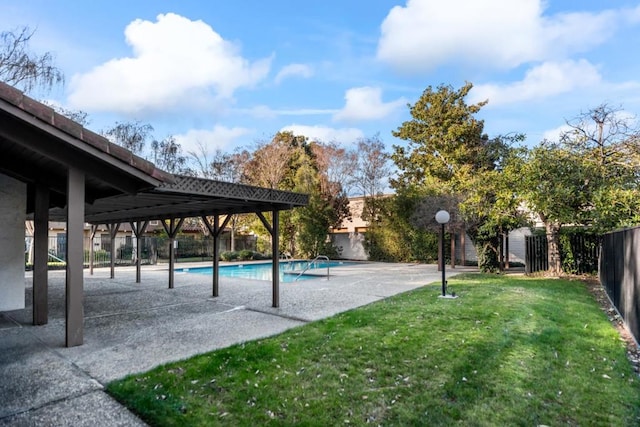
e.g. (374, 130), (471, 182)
(435, 210), (450, 224)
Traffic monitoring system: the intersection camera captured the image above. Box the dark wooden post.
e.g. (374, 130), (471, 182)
(88, 224), (98, 275)
(162, 218), (184, 289)
(33, 184), (49, 325)
(66, 168), (84, 347)
(257, 211), (280, 307)
(504, 234), (510, 270)
(272, 210), (280, 308)
(107, 223), (121, 278)
(202, 214), (232, 297)
(461, 228), (466, 267)
(437, 228), (443, 272)
(450, 231), (456, 269)
(130, 220), (149, 283)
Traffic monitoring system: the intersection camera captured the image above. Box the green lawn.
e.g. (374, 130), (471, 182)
(107, 274), (640, 426)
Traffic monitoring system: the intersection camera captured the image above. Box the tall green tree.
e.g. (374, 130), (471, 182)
(390, 82), (522, 271)
(243, 132), (350, 258)
(517, 105), (640, 275)
(517, 143), (594, 275)
(560, 104), (640, 231)
(391, 82), (497, 191)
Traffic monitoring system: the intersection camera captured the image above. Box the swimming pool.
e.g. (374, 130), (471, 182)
(178, 260), (358, 282)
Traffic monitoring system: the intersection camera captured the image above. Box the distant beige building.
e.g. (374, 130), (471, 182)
(330, 196), (371, 260)
(330, 195), (531, 265)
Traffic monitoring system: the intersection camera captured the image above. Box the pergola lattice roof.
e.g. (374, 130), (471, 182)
(0, 82), (308, 224)
(49, 175), (309, 224)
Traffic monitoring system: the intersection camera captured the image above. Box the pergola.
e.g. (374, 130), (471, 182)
(0, 82), (308, 347)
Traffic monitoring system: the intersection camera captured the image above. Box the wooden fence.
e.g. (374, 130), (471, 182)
(525, 233), (600, 275)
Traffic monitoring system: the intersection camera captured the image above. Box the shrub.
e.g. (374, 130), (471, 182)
(220, 251), (239, 261)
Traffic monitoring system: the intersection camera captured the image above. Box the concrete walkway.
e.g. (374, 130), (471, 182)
(0, 262), (474, 426)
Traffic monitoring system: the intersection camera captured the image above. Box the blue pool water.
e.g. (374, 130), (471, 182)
(178, 260), (357, 282)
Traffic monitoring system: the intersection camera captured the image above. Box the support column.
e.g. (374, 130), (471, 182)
(88, 225), (98, 275)
(0, 174), (26, 312)
(130, 221), (149, 283)
(66, 168), (84, 347)
(437, 229), (443, 272)
(498, 233), (504, 272)
(272, 210), (280, 308)
(107, 223), (120, 278)
(202, 215), (232, 297)
(450, 231), (456, 269)
(33, 184), (49, 325)
(461, 228), (466, 266)
(505, 234), (510, 270)
(257, 210), (280, 308)
(162, 218), (184, 289)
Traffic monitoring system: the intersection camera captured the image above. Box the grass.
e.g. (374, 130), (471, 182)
(107, 274), (640, 426)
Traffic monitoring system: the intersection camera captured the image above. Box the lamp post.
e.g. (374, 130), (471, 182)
(435, 210), (450, 297)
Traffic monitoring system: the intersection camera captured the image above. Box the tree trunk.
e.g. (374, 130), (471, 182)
(546, 222), (562, 275)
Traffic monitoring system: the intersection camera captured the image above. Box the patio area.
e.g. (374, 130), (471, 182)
(0, 261), (472, 426)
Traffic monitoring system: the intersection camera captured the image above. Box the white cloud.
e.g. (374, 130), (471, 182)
(469, 60), (602, 106)
(235, 105), (338, 118)
(377, 0), (618, 72)
(274, 63), (313, 84)
(68, 13), (271, 113)
(542, 124), (572, 142)
(280, 124), (364, 144)
(174, 125), (252, 155)
(333, 86), (406, 123)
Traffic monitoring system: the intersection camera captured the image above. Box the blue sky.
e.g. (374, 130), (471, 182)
(3, 0), (640, 161)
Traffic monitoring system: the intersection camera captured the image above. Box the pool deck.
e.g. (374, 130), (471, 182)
(0, 261), (475, 426)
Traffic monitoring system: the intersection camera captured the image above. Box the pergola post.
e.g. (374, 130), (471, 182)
(107, 223), (120, 278)
(257, 210), (280, 308)
(66, 168), (84, 347)
(272, 210), (280, 308)
(498, 233), (504, 272)
(450, 231), (456, 269)
(162, 218), (184, 289)
(33, 184), (49, 325)
(202, 214), (232, 297)
(437, 228), (443, 272)
(461, 227), (466, 266)
(88, 224), (98, 275)
(130, 220), (149, 283)
(504, 234), (510, 270)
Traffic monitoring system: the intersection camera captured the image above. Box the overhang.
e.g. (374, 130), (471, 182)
(0, 83), (174, 213)
(48, 175), (309, 223)
(0, 82), (308, 223)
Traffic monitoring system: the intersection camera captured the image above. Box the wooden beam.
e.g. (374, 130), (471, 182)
(162, 218), (184, 289)
(88, 224), (98, 275)
(66, 168), (84, 347)
(107, 223), (120, 278)
(271, 210), (280, 308)
(32, 184), (49, 325)
(202, 215), (232, 297)
(256, 210), (280, 307)
(130, 220), (149, 283)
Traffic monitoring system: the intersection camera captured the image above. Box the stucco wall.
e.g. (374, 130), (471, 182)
(332, 227), (531, 264)
(0, 174), (26, 311)
(332, 232), (368, 260)
(456, 227), (530, 265)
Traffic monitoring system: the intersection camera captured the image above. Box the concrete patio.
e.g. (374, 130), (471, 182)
(0, 261), (473, 426)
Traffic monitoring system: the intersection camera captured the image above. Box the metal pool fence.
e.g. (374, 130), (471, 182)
(600, 227), (640, 344)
